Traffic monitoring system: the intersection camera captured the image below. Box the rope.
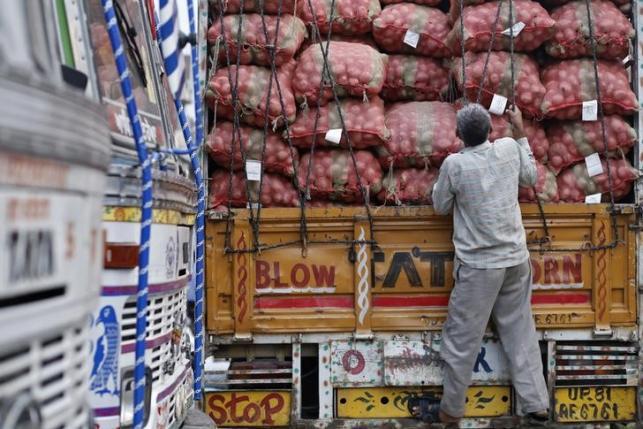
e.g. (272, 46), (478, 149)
(99, 2), (153, 428)
(303, 0), (337, 202)
(302, 0), (376, 246)
(475, 0), (503, 105)
(458, 0), (467, 101)
(255, 0), (310, 254)
(582, 0), (620, 246)
(186, 0), (205, 402)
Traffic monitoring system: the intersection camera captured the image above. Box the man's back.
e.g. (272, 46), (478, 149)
(432, 137), (536, 268)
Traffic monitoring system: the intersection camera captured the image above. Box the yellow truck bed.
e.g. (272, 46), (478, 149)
(206, 204), (636, 337)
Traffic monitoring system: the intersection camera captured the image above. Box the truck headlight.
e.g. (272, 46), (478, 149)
(119, 367), (152, 428)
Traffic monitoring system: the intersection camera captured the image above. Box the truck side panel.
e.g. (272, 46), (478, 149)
(206, 205), (636, 336)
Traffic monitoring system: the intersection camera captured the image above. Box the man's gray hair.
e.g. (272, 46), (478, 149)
(457, 103), (491, 147)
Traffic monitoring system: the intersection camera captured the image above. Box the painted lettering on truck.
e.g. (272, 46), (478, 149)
(252, 250), (584, 292)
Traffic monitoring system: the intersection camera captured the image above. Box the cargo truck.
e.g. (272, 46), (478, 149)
(68, 1), (198, 427)
(0, 1), (111, 427)
(202, 1), (643, 427)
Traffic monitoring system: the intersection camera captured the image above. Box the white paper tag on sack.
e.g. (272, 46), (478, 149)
(325, 128), (342, 144)
(501, 21), (526, 37)
(245, 160), (262, 181)
(488, 94), (508, 115)
(585, 193), (602, 204)
(403, 30), (420, 48)
(585, 153), (603, 177)
(582, 100), (598, 121)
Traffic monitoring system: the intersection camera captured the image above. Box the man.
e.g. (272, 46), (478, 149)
(415, 104), (549, 425)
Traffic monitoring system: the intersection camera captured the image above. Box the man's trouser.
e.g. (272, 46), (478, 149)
(439, 258), (549, 418)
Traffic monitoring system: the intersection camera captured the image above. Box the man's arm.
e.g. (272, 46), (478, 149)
(432, 158), (455, 215)
(507, 107), (537, 187)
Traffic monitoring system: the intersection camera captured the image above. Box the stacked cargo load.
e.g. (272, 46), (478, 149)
(204, 0), (641, 426)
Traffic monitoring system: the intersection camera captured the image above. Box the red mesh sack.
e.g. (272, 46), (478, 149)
(455, 100), (549, 162)
(494, 119), (549, 162)
(287, 96), (389, 149)
(372, 4), (451, 57)
(447, 0), (555, 53)
(453, 52), (546, 118)
(207, 122), (299, 177)
(209, 170), (300, 210)
(546, 0), (633, 60)
(292, 42), (388, 105)
(518, 162), (559, 202)
(541, 60), (638, 119)
(210, 0), (297, 14)
(208, 14), (306, 67)
(557, 158), (638, 202)
(542, 0), (630, 12)
(381, 55), (450, 102)
(297, 0), (381, 35)
(299, 34), (378, 52)
(378, 102), (463, 169)
(298, 149), (383, 203)
(382, 0), (441, 6)
(378, 168), (439, 205)
(546, 116), (636, 173)
(206, 60), (297, 128)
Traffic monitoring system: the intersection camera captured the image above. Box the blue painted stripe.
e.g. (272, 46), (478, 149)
(99, 1), (153, 428)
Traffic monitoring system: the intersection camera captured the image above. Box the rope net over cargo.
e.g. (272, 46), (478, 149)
(205, 0), (637, 254)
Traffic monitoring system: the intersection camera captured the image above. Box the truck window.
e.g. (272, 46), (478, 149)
(85, 0), (167, 149)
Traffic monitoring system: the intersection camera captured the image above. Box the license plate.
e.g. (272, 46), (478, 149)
(205, 390), (291, 427)
(554, 386), (636, 422)
(336, 386), (511, 418)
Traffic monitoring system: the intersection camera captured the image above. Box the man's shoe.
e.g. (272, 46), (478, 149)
(524, 411), (549, 427)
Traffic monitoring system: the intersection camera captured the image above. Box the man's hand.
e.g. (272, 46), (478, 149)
(506, 106), (526, 140)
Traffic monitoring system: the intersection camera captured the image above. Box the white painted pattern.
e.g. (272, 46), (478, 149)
(356, 227), (369, 325)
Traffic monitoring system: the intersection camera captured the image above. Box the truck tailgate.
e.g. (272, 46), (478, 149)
(206, 204), (636, 336)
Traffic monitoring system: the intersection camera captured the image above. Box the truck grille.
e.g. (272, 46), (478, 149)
(0, 319), (91, 429)
(121, 288), (187, 381)
(555, 341), (639, 386)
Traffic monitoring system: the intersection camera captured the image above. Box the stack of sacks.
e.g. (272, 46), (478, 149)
(204, 0), (639, 209)
(542, 0), (638, 202)
(205, 1), (306, 209)
(370, 1), (463, 205)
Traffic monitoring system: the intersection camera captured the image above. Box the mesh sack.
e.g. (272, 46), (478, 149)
(292, 42), (388, 105)
(209, 0), (297, 14)
(378, 167), (439, 205)
(556, 157), (638, 202)
(208, 14), (306, 67)
(382, 0), (441, 6)
(453, 52), (546, 118)
(455, 100), (549, 162)
(287, 96), (389, 149)
(298, 149), (383, 203)
(518, 162), (559, 202)
(546, 0), (633, 60)
(381, 55), (450, 102)
(206, 60), (297, 128)
(378, 102), (463, 169)
(297, 0), (381, 35)
(540, 0), (631, 17)
(207, 122), (299, 177)
(447, 0), (555, 53)
(209, 170), (300, 210)
(372, 4), (451, 57)
(546, 116), (636, 173)
(541, 59), (638, 119)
